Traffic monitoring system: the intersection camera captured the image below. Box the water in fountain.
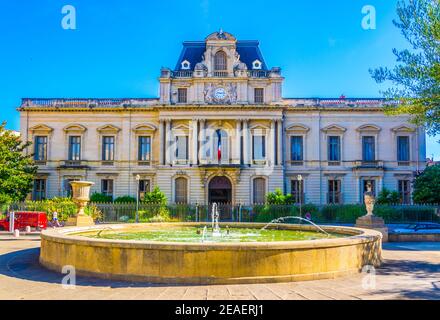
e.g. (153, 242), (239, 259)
(201, 226), (208, 242)
(211, 203), (221, 237)
(261, 216), (330, 237)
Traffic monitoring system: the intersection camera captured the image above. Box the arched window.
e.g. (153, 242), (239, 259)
(214, 51), (227, 71)
(175, 177), (188, 204)
(253, 178), (266, 204)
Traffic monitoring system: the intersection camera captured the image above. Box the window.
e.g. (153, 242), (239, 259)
(174, 177), (188, 203)
(68, 136), (81, 161)
(362, 180), (376, 199)
(252, 135), (266, 161)
(252, 60), (262, 70)
(101, 179), (114, 199)
(138, 136), (151, 162)
(362, 136), (375, 162)
(328, 180), (342, 204)
(102, 136), (115, 161)
(177, 88), (187, 103)
(139, 179), (150, 201)
(397, 136), (410, 163)
(328, 136), (341, 163)
(64, 178), (79, 197)
(398, 180), (411, 204)
(253, 178), (266, 204)
(214, 51), (227, 71)
(290, 136), (303, 164)
(181, 60), (190, 70)
(34, 136), (47, 161)
(175, 136), (188, 160)
(291, 180), (304, 203)
(33, 179), (46, 201)
(254, 88), (264, 103)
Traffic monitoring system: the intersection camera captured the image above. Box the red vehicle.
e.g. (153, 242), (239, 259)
(0, 211), (48, 231)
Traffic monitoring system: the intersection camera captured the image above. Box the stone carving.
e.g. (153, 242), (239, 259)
(203, 83), (214, 104)
(203, 83), (238, 104)
(364, 182), (375, 216)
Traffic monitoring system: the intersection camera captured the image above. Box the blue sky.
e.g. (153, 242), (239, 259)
(0, 0), (438, 159)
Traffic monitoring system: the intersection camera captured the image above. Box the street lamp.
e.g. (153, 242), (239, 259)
(297, 174), (303, 218)
(135, 174), (140, 223)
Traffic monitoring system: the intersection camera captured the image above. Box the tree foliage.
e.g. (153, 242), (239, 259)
(413, 164), (440, 203)
(370, 0), (440, 136)
(377, 188), (401, 205)
(0, 122), (37, 204)
(266, 188), (294, 205)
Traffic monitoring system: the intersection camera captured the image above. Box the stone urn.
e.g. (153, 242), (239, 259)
(65, 181), (95, 227)
(364, 183), (375, 216)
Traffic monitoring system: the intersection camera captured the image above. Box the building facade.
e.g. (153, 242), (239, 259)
(19, 31), (426, 205)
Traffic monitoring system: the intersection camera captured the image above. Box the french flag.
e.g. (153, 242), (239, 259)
(216, 129), (222, 162)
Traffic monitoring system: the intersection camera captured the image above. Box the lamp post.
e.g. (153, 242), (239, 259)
(135, 174), (140, 223)
(297, 174), (303, 218)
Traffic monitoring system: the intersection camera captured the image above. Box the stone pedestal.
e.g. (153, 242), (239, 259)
(65, 215), (95, 227)
(355, 215), (388, 242)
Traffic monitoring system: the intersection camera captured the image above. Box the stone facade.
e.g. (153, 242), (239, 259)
(19, 31), (426, 205)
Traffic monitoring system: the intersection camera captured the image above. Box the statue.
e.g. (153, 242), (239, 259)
(227, 83), (238, 103)
(203, 83), (214, 104)
(364, 182), (375, 216)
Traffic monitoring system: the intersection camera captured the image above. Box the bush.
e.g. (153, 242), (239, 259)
(90, 193), (113, 203)
(266, 189), (293, 205)
(377, 188), (401, 205)
(143, 186), (167, 205)
(413, 164), (440, 204)
(253, 203), (318, 223)
(114, 196), (136, 203)
(317, 204), (365, 223)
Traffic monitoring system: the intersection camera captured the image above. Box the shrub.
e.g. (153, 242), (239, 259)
(316, 204), (365, 223)
(413, 164), (440, 204)
(266, 189), (293, 205)
(90, 193), (113, 203)
(114, 196), (136, 203)
(377, 188), (401, 205)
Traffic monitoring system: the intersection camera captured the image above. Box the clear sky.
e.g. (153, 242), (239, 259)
(0, 0), (438, 159)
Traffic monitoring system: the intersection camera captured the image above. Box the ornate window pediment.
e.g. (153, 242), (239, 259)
(63, 124), (87, 133)
(391, 125), (415, 133)
(250, 124), (269, 135)
(97, 124), (121, 134)
(29, 124), (54, 135)
(252, 59), (262, 70)
(132, 123), (157, 134)
(356, 124), (381, 133)
(321, 124), (347, 133)
(285, 124), (310, 133)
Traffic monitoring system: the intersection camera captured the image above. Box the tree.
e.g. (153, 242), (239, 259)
(0, 122), (37, 205)
(266, 188), (293, 205)
(413, 164), (440, 203)
(143, 186), (167, 204)
(370, 0), (440, 136)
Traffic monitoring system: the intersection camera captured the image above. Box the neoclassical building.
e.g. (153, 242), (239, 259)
(19, 31), (426, 205)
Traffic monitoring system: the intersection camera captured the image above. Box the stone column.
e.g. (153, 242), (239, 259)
(270, 119), (276, 166)
(235, 120), (241, 164)
(165, 119), (171, 165)
(199, 119), (205, 163)
(159, 120), (164, 165)
(243, 119), (249, 165)
(191, 119), (198, 165)
(277, 119), (283, 166)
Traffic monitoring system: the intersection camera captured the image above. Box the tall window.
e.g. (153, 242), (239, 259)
(214, 51), (227, 70)
(328, 180), (342, 204)
(138, 136), (151, 162)
(291, 180), (304, 203)
(68, 136), (81, 161)
(397, 136), (410, 163)
(175, 136), (188, 160)
(102, 136), (115, 161)
(253, 178), (266, 204)
(139, 179), (150, 201)
(174, 177), (188, 203)
(328, 136), (341, 162)
(177, 88), (187, 103)
(33, 179), (46, 201)
(34, 136), (47, 161)
(254, 88), (264, 103)
(290, 136), (303, 164)
(398, 180), (411, 204)
(252, 135), (266, 160)
(362, 136), (375, 162)
(101, 179), (113, 199)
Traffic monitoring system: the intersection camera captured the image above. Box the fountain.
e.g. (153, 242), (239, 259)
(211, 203), (221, 237)
(261, 216), (330, 236)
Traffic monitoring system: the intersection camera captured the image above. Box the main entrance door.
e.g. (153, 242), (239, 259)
(208, 176), (232, 220)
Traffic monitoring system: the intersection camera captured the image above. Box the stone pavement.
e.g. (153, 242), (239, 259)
(0, 240), (439, 300)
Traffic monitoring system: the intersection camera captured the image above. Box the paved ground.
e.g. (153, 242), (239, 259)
(0, 239), (439, 300)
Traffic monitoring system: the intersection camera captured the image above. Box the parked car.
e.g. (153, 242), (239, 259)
(0, 211), (48, 231)
(392, 222), (440, 233)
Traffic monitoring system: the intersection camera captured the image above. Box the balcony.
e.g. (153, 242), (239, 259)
(59, 160), (89, 169)
(354, 160), (384, 169)
(172, 70), (193, 78)
(247, 70), (271, 78)
(290, 160), (304, 166)
(213, 71), (228, 77)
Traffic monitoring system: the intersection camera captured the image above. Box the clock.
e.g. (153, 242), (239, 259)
(214, 87), (226, 100)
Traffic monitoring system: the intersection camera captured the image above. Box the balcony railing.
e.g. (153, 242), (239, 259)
(172, 70), (193, 78)
(213, 71), (228, 77)
(247, 70), (271, 78)
(354, 160), (384, 168)
(21, 98), (157, 108)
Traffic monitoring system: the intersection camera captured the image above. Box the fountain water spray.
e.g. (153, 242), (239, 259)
(211, 203), (221, 237)
(261, 216), (330, 237)
(201, 226), (208, 242)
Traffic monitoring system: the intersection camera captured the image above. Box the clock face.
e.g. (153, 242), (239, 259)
(214, 87), (226, 100)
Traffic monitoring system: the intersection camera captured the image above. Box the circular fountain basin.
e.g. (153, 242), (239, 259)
(40, 222), (382, 284)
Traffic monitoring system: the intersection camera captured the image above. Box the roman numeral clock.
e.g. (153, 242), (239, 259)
(204, 83), (238, 104)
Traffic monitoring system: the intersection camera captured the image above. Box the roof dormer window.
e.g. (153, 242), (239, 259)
(181, 60), (191, 70)
(252, 59), (262, 70)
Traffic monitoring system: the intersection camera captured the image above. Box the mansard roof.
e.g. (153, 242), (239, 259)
(174, 40), (268, 71)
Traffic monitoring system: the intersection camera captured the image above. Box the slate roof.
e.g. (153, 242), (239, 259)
(174, 40), (268, 71)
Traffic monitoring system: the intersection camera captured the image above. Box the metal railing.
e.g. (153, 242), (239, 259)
(172, 70), (193, 78)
